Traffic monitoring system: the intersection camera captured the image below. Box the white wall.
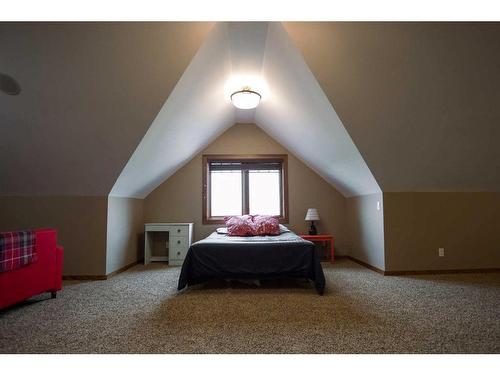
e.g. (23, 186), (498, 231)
(106, 196), (144, 274)
(347, 193), (385, 270)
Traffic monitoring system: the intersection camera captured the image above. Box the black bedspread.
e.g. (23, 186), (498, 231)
(177, 231), (325, 295)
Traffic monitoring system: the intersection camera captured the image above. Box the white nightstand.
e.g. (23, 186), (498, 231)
(144, 223), (194, 266)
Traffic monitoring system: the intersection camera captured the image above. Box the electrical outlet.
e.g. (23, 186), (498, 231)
(438, 248), (445, 257)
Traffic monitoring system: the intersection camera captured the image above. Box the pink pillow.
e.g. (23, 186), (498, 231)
(252, 215), (280, 236)
(224, 215), (255, 236)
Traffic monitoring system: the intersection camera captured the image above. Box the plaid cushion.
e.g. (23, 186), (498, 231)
(0, 230), (37, 272)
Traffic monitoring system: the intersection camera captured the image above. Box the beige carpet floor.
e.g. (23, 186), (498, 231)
(1, 259), (499, 353)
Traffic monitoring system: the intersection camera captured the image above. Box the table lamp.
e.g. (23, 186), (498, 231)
(305, 208), (320, 235)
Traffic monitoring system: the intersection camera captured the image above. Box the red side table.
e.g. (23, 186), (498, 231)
(300, 234), (334, 263)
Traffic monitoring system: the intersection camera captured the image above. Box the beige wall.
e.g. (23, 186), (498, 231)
(347, 193), (385, 270)
(144, 123), (348, 253)
(0, 196), (107, 275)
(383, 192), (500, 271)
(106, 197), (144, 274)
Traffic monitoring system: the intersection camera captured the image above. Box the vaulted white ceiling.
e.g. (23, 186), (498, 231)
(4, 22), (495, 199)
(111, 22), (380, 198)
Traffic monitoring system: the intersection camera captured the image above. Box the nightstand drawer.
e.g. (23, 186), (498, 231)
(167, 225), (189, 237)
(170, 236), (189, 250)
(169, 246), (188, 260)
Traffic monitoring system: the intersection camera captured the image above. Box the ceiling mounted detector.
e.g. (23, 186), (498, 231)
(0, 73), (21, 95)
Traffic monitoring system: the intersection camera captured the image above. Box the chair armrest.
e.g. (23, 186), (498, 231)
(55, 245), (64, 291)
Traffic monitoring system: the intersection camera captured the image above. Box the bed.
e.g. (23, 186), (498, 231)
(177, 229), (325, 295)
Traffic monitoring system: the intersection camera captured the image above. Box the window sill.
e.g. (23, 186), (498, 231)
(202, 216), (289, 225)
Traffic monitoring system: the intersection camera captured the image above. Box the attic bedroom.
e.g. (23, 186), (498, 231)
(1, 11), (499, 368)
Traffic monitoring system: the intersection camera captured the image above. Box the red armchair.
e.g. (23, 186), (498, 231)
(0, 228), (63, 309)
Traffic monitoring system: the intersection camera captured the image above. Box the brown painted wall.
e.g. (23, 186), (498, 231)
(383, 192), (500, 271)
(106, 197), (144, 274)
(0, 196), (107, 275)
(144, 123), (348, 253)
(346, 193), (385, 270)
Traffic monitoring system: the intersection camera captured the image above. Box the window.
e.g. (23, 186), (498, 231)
(202, 155), (289, 224)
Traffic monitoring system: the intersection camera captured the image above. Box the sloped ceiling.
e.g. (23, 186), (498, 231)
(255, 23), (380, 196)
(5, 22), (495, 199)
(110, 23), (235, 198)
(0, 22), (212, 196)
(112, 22), (380, 198)
(284, 22), (500, 192)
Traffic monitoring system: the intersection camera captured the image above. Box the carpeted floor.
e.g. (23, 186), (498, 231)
(1, 259), (499, 353)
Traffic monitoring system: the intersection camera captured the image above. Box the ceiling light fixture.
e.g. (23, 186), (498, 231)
(230, 86), (261, 110)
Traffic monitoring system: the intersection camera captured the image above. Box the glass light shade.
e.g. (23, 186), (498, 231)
(231, 89), (261, 109)
(305, 208), (320, 221)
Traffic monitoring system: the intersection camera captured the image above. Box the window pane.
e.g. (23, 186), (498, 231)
(210, 171), (242, 216)
(249, 170), (281, 216)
